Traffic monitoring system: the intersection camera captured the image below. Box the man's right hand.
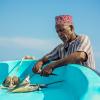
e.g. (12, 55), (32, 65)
(32, 60), (43, 74)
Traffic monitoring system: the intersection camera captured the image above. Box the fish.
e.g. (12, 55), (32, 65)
(10, 80), (64, 93)
(2, 76), (20, 89)
(11, 85), (40, 93)
(0, 85), (8, 89)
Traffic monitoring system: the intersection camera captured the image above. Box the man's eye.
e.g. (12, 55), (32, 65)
(59, 29), (62, 32)
(59, 29), (65, 32)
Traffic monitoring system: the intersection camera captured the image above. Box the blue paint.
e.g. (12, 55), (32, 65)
(0, 60), (100, 100)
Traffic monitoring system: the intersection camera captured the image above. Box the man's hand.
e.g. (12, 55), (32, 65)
(40, 64), (54, 77)
(32, 61), (43, 74)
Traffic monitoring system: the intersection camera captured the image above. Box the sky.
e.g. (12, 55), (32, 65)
(0, 0), (100, 71)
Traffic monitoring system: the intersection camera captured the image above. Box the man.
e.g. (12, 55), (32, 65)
(33, 15), (95, 76)
(3, 15), (95, 87)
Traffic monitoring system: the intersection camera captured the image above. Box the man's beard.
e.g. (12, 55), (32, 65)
(60, 34), (69, 44)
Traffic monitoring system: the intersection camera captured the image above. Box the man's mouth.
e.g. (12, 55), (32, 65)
(60, 35), (69, 42)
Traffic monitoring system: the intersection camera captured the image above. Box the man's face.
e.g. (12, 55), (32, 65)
(56, 24), (73, 43)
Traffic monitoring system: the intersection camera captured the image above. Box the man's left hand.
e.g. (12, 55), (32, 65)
(40, 64), (54, 77)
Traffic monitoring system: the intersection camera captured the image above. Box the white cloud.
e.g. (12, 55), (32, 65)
(0, 37), (60, 50)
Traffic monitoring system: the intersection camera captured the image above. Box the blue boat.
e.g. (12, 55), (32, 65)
(0, 60), (100, 100)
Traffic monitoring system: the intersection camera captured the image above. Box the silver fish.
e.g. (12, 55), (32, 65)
(11, 85), (40, 93)
(11, 80), (64, 93)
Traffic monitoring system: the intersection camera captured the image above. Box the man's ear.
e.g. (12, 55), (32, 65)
(69, 25), (74, 32)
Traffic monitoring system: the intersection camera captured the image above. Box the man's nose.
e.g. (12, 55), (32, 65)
(58, 32), (64, 36)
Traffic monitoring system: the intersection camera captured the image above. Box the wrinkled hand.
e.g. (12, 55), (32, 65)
(32, 61), (43, 74)
(40, 64), (54, 77)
